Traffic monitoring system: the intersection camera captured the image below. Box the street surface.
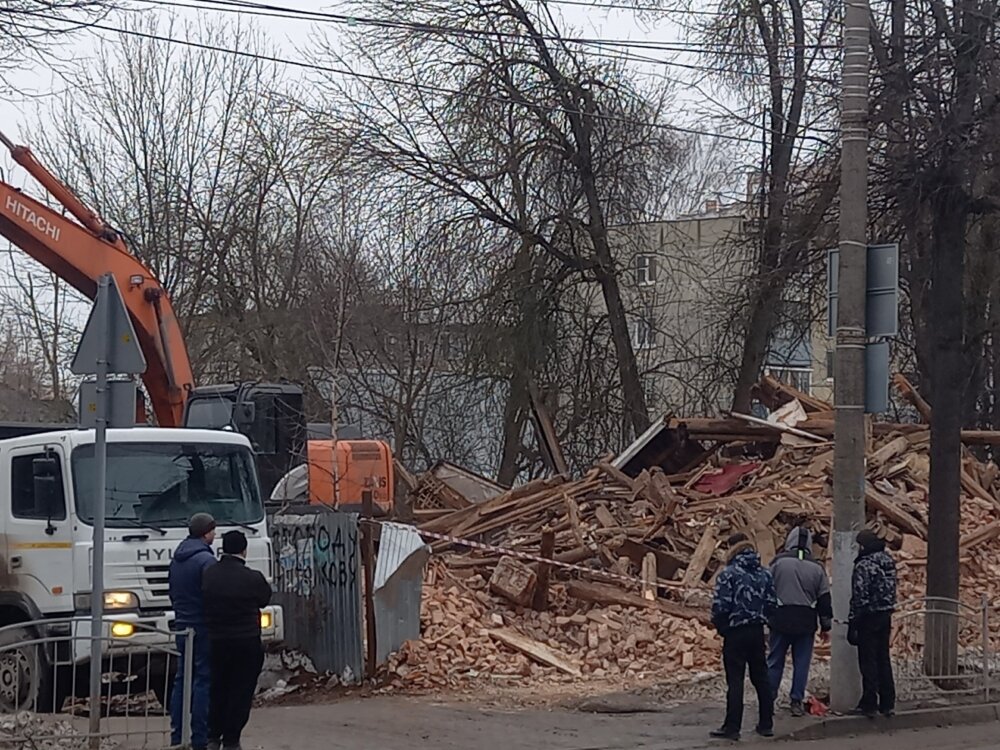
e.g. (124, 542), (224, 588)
(232, 698), (999, 750)
(97, 696), (1000, 749)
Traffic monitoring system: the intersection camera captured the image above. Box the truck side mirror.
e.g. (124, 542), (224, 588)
(235, 402), (256, 430)
(32, 456), (61, 536)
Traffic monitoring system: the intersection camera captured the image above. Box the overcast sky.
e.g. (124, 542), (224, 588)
(1, 0), (710, 154)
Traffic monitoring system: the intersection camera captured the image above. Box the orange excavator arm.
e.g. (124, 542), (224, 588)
(0, 131), (194, 426)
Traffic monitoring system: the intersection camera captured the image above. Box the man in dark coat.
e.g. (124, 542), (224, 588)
(203, 530), (273, 750)
(710, 534), (778, 741)
(767, 526), (832, 716)
(849, 528), (897, 718)
(168, 513), (217, 750)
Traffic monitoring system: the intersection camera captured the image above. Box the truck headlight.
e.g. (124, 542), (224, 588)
(260, 611), (272, 630)
(75, 591), (139, 612)
(104, 591), (139, 610)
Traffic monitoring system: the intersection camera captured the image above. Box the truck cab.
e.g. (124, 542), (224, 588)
(0, 426), (283, 710)
(183, 382), (306, 502)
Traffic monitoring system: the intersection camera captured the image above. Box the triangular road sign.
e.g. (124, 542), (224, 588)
(71, 274), (147, 375)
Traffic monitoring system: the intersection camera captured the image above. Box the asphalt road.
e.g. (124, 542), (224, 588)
(233, 698), (1000, 750)
(89, 696), (1000, 749)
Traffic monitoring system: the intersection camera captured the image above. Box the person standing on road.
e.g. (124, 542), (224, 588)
(710, 533), (778, 742)
(203, 530), (273, 750)
(848, 528), (897, 718)
(767, 526), (832, 716)
(168, 513), (218, 750)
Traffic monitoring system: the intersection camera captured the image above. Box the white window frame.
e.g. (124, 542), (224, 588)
(632, 254), (656, 287)
(631, 302), (656, 350)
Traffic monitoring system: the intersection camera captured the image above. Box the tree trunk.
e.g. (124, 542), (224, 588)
(497, 377), (529, 486)
(507, 0), (650, 440)
(925, 173), (966, 677)
(496, 239), (553, 484)
(593, 262), (651, 439)
(731, 280), (782, 413)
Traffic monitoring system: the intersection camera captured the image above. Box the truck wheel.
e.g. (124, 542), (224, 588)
(0, 627), (54, 712)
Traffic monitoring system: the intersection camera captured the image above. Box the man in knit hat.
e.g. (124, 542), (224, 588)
(168, 513), (217, 750)
(849, 528), (897, 718)
(710, 533), (778, 741)
(767, 525), (832, 716)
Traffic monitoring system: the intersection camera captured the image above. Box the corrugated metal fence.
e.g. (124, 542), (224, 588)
(374, 522), (431, 664)
(271, 508), (364, 682)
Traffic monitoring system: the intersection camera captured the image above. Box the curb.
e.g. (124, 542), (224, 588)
(778, 703), (1000, 740)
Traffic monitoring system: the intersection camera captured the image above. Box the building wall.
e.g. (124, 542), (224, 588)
(608, 206), (833, 416)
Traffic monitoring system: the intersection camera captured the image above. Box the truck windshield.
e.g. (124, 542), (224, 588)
(71, 442), (263, 528)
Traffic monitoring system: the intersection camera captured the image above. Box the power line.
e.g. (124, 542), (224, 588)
(30, 10), (832, 150)
(131, 0), (839, 57)
(546, 0), (835, 17)
(131, 0), (846, 104)
(574, 37), (840, 86)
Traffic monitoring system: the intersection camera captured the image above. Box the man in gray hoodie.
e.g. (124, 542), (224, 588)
(767, 526), (832, 716)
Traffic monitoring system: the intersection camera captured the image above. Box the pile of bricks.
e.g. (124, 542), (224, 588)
(383, 561), (718, 692)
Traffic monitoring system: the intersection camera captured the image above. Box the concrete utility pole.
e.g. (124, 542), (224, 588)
(831, 0), (870, 713)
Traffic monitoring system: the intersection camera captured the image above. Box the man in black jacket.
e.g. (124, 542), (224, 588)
(849, 529), (897, 718)
(203, 530), (272, 750)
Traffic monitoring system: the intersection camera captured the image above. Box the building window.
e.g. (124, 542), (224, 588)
(631, 302), (656, 350)
(768, 367), (812, 395)
(440, 332), (465, 362)
(825, 350), (835, 381)
(632, 255), (656, 286)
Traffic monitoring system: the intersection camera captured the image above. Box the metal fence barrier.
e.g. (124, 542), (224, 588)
(0, 617), (192, 749)
(271, 508), (364, 682)
(891, 596), (992, 705)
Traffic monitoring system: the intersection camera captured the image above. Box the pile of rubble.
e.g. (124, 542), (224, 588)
(0, 712), (120, 750)
(382, 376), (1000, 694)
(383, 560), (718, 693)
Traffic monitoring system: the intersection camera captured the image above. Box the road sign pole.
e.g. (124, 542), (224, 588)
(70, 273), (147, 746)
(88, 275), (111, 747)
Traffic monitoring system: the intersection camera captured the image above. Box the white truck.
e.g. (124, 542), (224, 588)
(0, 425), (284, 711)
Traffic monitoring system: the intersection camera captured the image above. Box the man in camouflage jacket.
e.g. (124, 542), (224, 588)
(848, 529), (897, 717)
(710, 534), (778, 741)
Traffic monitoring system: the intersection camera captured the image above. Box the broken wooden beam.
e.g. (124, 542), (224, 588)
(488, 628), (582, 677)
(892, 373), (932, 423)
(565, 580), (712, 626)
(960, 520), (1000, 551)
(681, 524), (718, 587)
(532, 528), (556, 611)
(864, 482), (928, 539)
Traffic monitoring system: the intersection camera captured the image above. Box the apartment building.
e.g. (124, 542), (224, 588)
(611, 200), (832, 416)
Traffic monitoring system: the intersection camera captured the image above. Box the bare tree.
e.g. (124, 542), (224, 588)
(304, 0), (684, 474)
(687, 0), (841, 411)
(39, 15), (341, 396)
(867, 0), (1000, 671)
(0, 0), (116, 89)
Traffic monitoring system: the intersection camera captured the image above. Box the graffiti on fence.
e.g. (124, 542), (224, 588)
(275, 515), (359, 598)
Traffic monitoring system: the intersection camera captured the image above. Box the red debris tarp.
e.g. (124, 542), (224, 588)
(694, 462), (760, 496)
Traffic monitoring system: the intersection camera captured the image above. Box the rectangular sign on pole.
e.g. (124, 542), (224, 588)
(865, 341), (891, 414)
(78, 381), (138, 429)
(827, 244), (899, 338)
